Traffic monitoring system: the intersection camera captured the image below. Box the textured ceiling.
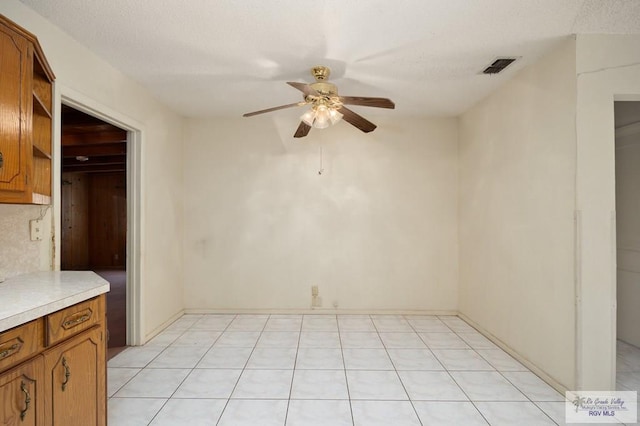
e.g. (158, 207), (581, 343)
(19, 0), (640, 118)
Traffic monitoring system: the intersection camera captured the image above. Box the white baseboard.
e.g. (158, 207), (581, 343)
(183, 308), (459, 316)
(457, 312), (570, 395)
(143, 309), (185, 344)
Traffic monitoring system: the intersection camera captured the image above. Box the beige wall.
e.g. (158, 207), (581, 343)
(616, 119), (640, 348)
(576, 34), (640, 390)
(183, 116), (459, 312)
(0, 1), (185, 341)
(458, 39), (577, 389)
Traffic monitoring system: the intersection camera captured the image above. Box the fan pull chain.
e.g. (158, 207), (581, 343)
(318, 147), (324, 175)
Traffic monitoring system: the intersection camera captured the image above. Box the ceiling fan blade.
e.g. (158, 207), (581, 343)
(293, 122), (312, 138)
(286, 82), (319, 97)
(243, 102), (302, 117)
(340, 96), (395, 109)
(339, 106), (377, 133)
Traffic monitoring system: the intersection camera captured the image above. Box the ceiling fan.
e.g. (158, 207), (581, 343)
(243, 65), (395, 138)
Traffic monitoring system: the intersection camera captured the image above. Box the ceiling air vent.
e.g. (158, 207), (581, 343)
(482, 58), (517, 74)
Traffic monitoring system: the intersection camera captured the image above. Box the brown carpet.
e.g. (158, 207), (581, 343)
(94, 269), (127, 350)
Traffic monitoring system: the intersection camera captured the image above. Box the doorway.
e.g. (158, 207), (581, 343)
(60, 104), (128, 357)
(614, 101), (640, 391)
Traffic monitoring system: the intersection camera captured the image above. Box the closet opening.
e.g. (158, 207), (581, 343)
(60, 104), (128, 358)
(614, 100), (640, 391)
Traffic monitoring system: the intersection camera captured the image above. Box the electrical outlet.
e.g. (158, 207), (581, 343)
(30, 219), (43, 241)
(311, 285), (321, 307)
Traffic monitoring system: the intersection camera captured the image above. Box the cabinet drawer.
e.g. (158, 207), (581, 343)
(46, 296), (104, 346)
(0, 319), (43, 373)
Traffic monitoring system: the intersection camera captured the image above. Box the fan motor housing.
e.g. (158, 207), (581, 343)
(309, 82), (338, 96)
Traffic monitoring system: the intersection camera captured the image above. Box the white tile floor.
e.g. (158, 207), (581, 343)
(107, 314), (633, 425)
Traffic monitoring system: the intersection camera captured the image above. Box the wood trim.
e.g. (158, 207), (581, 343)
(62, 130), (127, 146)
(62, 143), (127, 157)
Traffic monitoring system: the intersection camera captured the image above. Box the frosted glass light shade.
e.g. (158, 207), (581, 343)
(329, 108), (343, 124)
(300, 109), (315, 126)
(314, 106), (331, 129)
(300, 105), (343, 129)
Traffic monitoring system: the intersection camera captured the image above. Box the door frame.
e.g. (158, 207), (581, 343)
(613, 106), (640, 356)
(576, 87), (640, 391)
(54, 85), (144, 346)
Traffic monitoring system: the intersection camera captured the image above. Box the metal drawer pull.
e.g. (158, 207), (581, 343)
(0, 343), (20, 359)
(62, 313), (91, 329)
(62, 357), (71, 391)
(0, 152), (3, 169)
(20, 381), (30, 421)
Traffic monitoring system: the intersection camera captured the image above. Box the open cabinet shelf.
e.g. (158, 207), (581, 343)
(0, 14), (55, 204)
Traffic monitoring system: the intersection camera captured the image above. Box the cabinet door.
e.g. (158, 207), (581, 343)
(0, 20), (30, 196)
(0, 356), (45, 426)
(43, 326), (106, 426)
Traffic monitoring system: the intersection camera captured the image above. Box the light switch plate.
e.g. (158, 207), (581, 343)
(30, 219), (43, 241)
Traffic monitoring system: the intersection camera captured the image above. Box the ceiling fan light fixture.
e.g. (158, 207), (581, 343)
(314, 106), (331, 129)
(328, 108), (343, 124)
(300, 109), (316, 127)
(244, 65), (395, 138)
(300, 105), (343, 129)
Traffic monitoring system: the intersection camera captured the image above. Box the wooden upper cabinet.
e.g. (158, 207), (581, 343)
(0, 15), (55, 204)
(0, 19), (29, 196)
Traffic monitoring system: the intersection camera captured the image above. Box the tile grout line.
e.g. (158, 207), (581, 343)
(445, 316), (562, 425)
(448, 319), (561, 425)
(107, 321), (192, 401)
(109, 317), (210, 424)
(283, 314), (304, 426)
(402, 315), (441, 426)
(156, 314), (239, 425)
(337, 314), (356, 426)
(147, 314), (236, 425)
(372, 314), (424, 426)
(423, 316), (493, 425)
(216, 314), (268, 426)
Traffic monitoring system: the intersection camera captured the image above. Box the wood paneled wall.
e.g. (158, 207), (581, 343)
(61, 172), (126, 270)
(61, 173), (89, 269)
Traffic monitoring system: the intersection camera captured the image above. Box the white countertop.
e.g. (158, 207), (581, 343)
(0, 271), (110, 332)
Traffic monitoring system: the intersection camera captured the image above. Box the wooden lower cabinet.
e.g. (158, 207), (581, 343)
(0, 295), (106, 425)
(43, 327), (106, 426)
(0, 356), (45, 426)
